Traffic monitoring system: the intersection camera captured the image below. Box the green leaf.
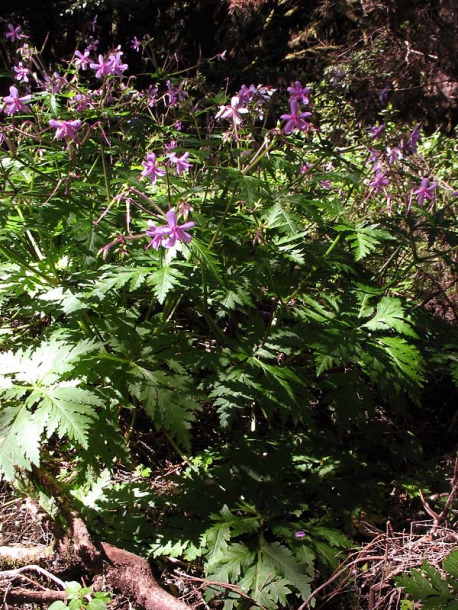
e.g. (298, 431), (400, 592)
(335, 222), (393, 260)
(87, 599), (109, 610)
(261, 541), (312, 598)
(0, 339), (103, 479)
(362, 297), (417, 337)
(375, 336), (425, 385)
(129, 367), (200, 450)
(146, 264), (186, 304)
(444, 551), (458, 579)
(206, 542), (255, 583)
(47, 602), (67, 610)
(189, 238), (222, 283)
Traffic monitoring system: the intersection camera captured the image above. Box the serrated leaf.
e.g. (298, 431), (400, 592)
(129, 367), (200, 450)
(33, 384), (101, 447)
(264, 202), (297, 233)
(0, 338), (103, 479)
(375, 336), (425, 385)
(189, 238), (222, 283)
(362, 297), (417, 337)
(261, 541), (312, 598)
(206, 542), (255, 583)
(444, 551), (458, 579)
(335, 223), (392, 260)
(146, 264), (186, 304)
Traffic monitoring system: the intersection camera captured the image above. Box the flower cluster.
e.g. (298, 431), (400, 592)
(88, 49), (129, 78)
(140, 146), (193, 184)
(281, 80), (313, 134)
(365, 123), (440, 211)
(215, 83), (276, 127)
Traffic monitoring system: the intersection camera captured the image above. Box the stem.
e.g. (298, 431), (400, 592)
(100, 144), (111, 204)
(241, 135), (277, 176)
(324, 233), (342, 258)
(208, 189), (236, 250)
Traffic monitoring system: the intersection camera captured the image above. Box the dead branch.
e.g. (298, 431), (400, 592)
(0, 564), (66, 588)
(0, 545), (53, 567)
(101, 542), (189, 610)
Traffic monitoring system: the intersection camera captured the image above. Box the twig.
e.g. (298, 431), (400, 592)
(176, 571), (268, 609)
(296, 553), (387, 610)
(0, 565), (66, 589)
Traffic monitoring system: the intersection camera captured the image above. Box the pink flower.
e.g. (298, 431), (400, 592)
(281, 99), (312, 134)
(5, 24), (23, 43)
(413, 178), (437, 205)
(13, 62), (30, 82)
(131, 36), (141, 52)
(140, 153), (166, 184)
(166, 80), (188, 106)
(238, 84), (257, 104)
(369, 171), (390, 193)
(49, 119), (82, 141)
(90, 54), (113, 78)
(108, 51), (128, 78)
(44, 72), (68, 93)
(146, 210), (195, 249)
(74, 49), (91, 71)
(168, 151), (193, 175)
(215, 95), (249, 125)
(369, 124), (384, 140)
(2, 86), (31, 115)
(287, 81), (310, 104)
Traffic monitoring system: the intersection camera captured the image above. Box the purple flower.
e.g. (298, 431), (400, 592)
(300, 163), (313, 174)
(369, 124), (384, 140)
(5, 24), (23, 43)
(140, 153), (166, 184)
(331, 69), (344, 87)
(403, 125), (421, 154)
(144, 85), (158, 107)
(85, 38), (99, 52)
(287, 81), (310, 105)
(295, 531), (306, 539)
(73, 92), (93, 111)
(386, 146), (403, 165)
(368, 149), (379, 165)
(146, 209), (195, 249)
(74, 49), (91, 71)
(379, 85), (390, 106)
(108, 51), (128, 78)
(168, 151), (193, 175)
(215, 95), (249, 125)
(162, 210), (195, 248)
(369, 171), (390, 193)
(131, 36), (141, 52)
(145, 221), (170, 250)
(13, 61), (30, 82)
(166, 80), (188, 106)
(2, 86), (31, 115)
(281, 99), (312, 134)
(413, 177), (437, 205)
(49, 119), (82, 141)
(238, 84), (257, 104)
(44, 72), (68, 94)
(90, 54), (113, 78)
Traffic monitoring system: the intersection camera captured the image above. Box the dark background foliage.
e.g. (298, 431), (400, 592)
(2, 0), (458, 127)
